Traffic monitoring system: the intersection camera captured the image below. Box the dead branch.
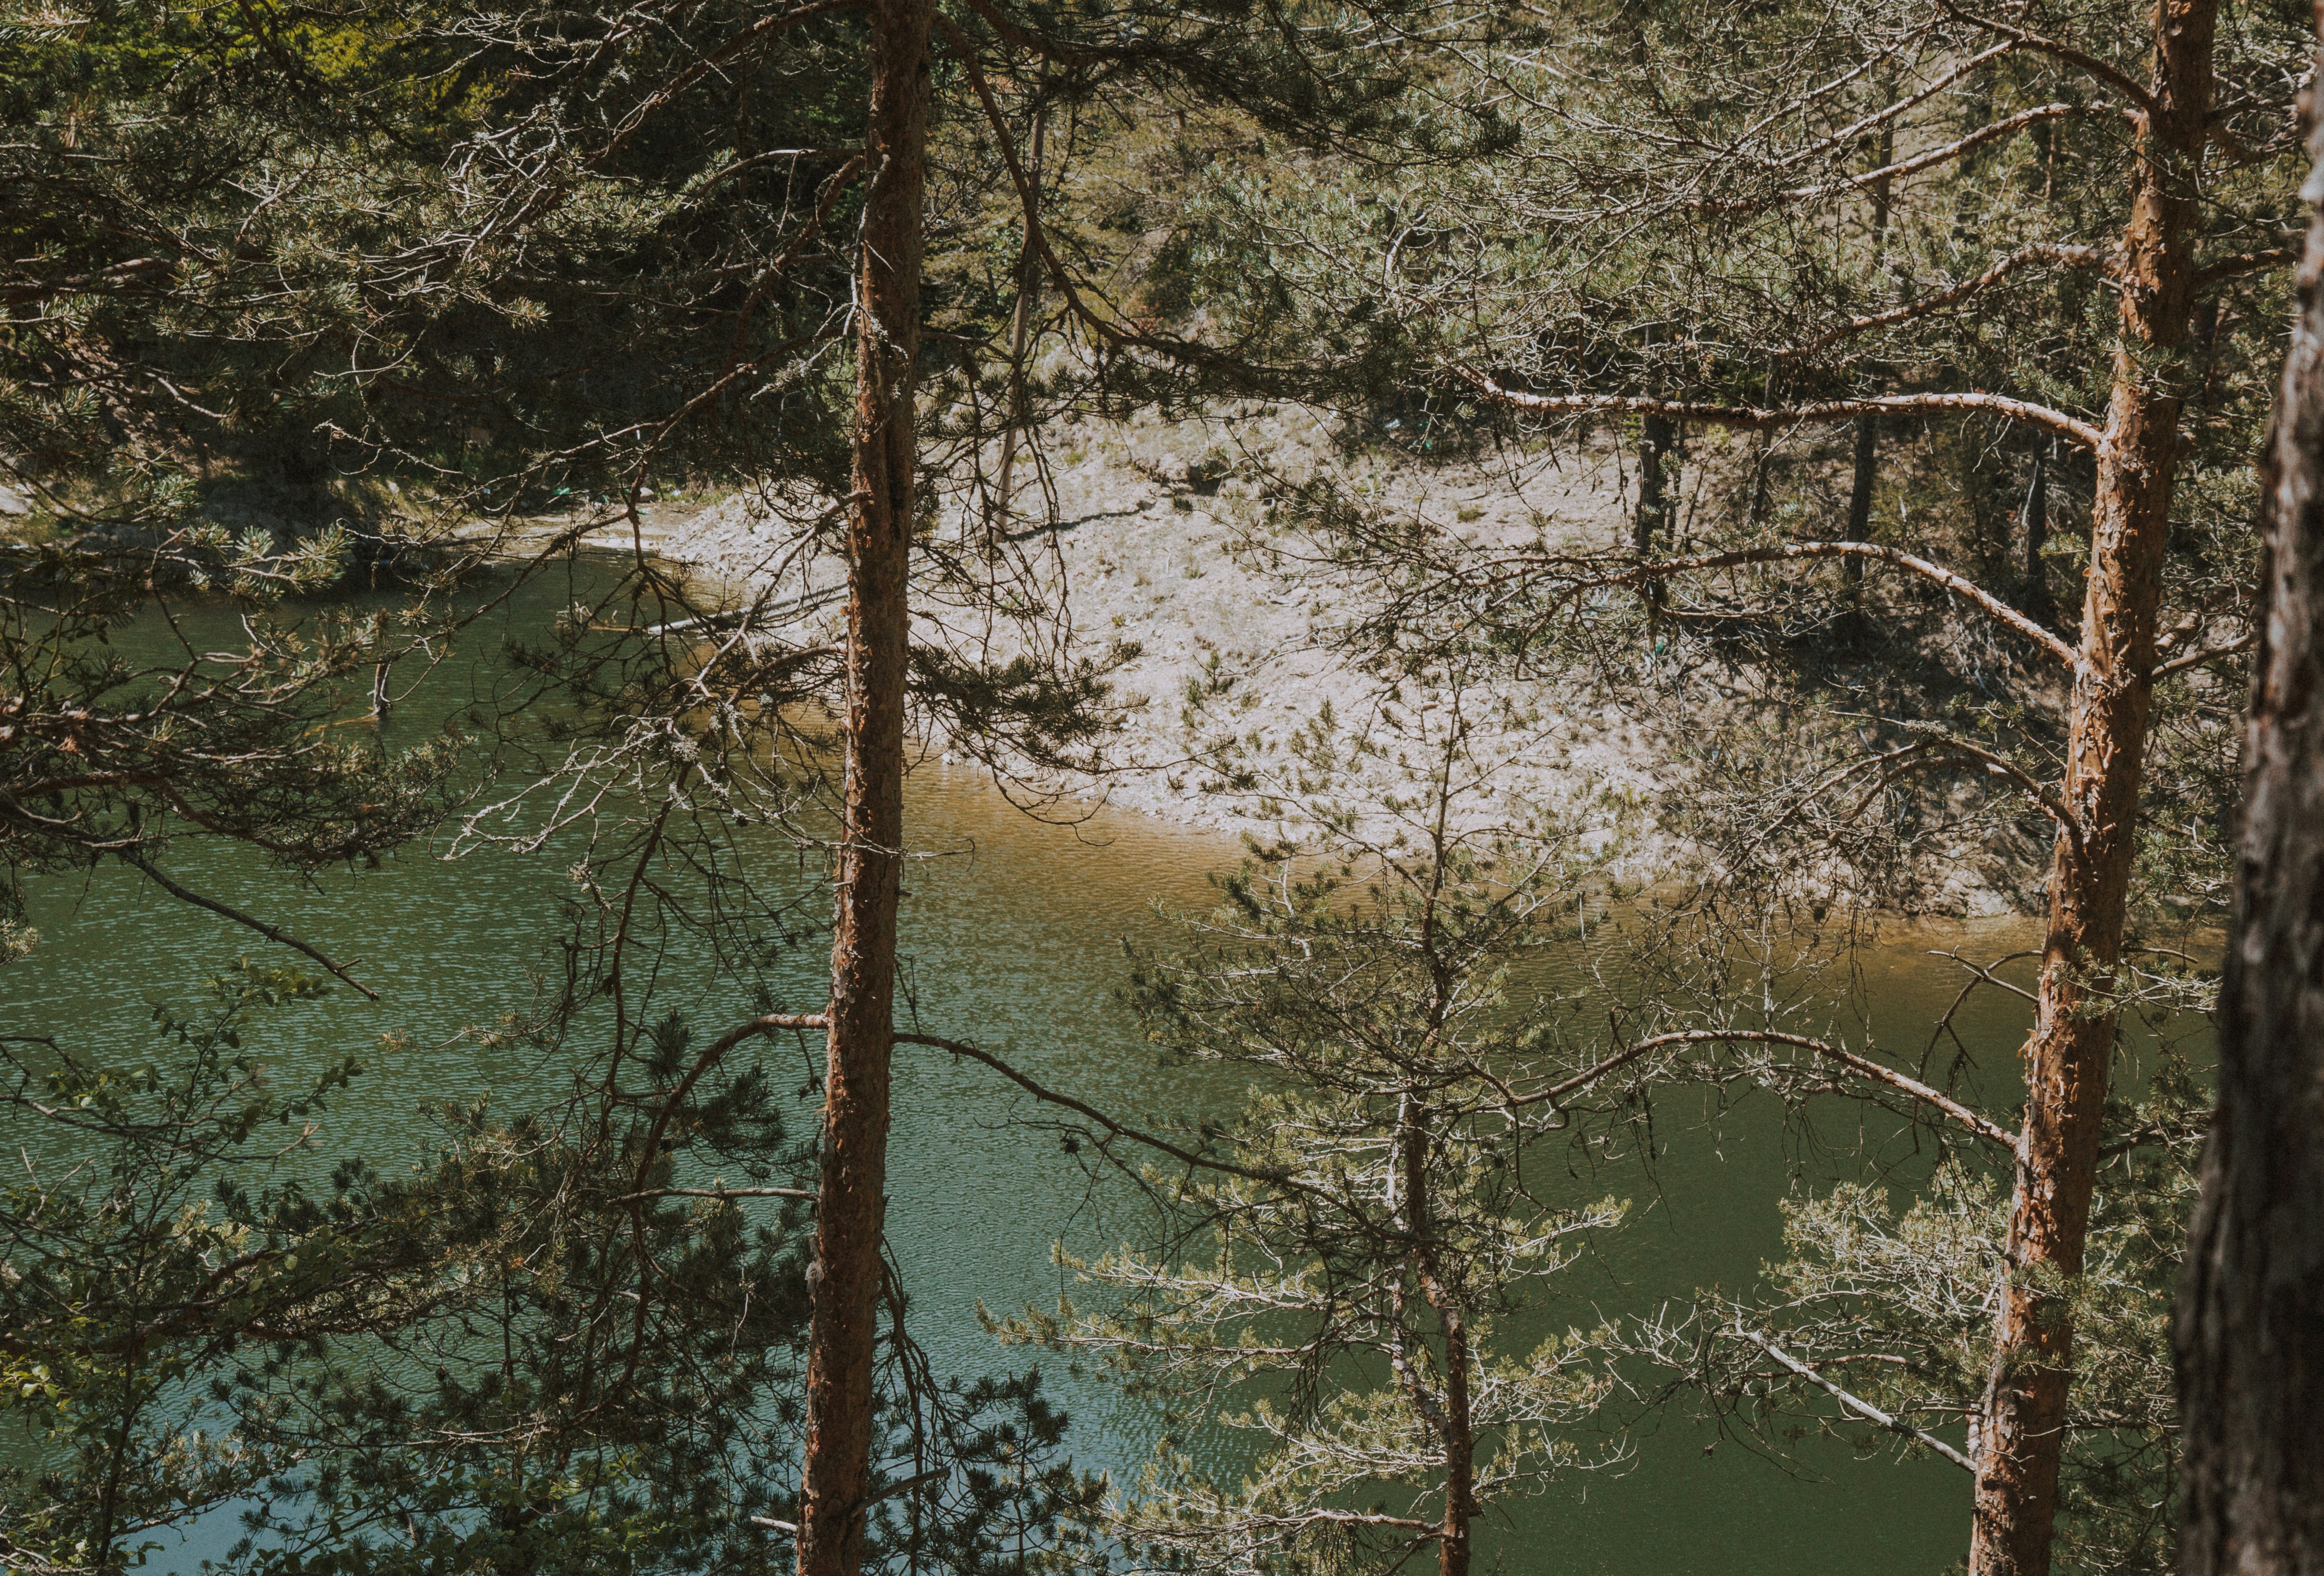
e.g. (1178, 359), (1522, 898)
(1735, 1321), (1977, 1470)
(1507, 1028), (2019, 1150)
(1456, 368), (2107, 454)
(1774, 104), (2094, 204)
(120, 851), (380, 1000)
(1535, 539), (2078, 668)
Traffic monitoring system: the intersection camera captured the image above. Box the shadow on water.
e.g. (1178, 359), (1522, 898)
(4, 552), (2179, 1574)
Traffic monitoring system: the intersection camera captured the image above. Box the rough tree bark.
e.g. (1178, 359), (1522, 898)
(797, 4), (933, 1573)
(2174, 17), (2324, 1568)
(1968, 5), (2214, 1574)
(1396, 1108), (1475, 1576)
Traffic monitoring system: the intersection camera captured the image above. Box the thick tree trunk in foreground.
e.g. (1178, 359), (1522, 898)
(1969, 6), (2212, 1574)
(797, 5), (932, 1573)
(2174, 32), (2324, 1571)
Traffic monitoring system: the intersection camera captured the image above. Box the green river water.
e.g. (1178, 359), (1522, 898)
(1, 556), (2034, 1573)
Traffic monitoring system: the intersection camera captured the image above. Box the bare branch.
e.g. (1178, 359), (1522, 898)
(1735, 1322), (1978, 1470)
(1511, 1029), (2020, 1150)
(120, 851), (380, 1000)
(1456, 368), (2107, 454)
(1540, 539), (2078, 668)
(0, 256), (176, 306)
(2153, 633), (2256, 680)
(894, 1032), (1345, 1203)
(609, 1186), (818, 1205)
(1875, 736), (2084, 851)
(1775, 104), (2093, 204)
(2197, 247), (2299, 288)
(1762, 42), (2019, 171)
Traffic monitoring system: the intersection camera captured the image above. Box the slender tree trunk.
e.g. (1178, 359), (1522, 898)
(1634, 411), (1675, 619)
(797, 5), (931, 1573)
(993, 109), (1044, 529)
(1634, 410), (1675, 560)
(1843, 113), (1896, 595)
(1846, 414), (1880, 540)
(1969, 7), (2212, 1574)
(2174, 26), (2324, 1568)
(1399, 1116), (1473, 1576)
(1434, 1297), (1475, 1576)
(2023, 441), (2054, 627)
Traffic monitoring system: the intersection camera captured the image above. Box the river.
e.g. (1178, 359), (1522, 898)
(1, 554), (2030, 1573)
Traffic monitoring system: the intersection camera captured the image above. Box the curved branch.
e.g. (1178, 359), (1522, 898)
(1510, 1028), (2019, 1149)
(1876, 735), (2083, 851)
(1934, 0), (2159, 115)
(895, 1032), (1335, 1201)
(633, 1013), (829, 1191)
(119, 851), (379, 1000)
(1550, 538), (2078, 668)
(1455, 368), (2106, 453)
(620, 1009), (827, 1386)
(2153, 633), (2255, 680)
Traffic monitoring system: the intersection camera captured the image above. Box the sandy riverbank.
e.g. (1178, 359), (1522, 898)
(513, 402), (2027, 916)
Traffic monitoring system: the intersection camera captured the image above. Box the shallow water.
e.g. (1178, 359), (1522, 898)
(1, 559), (2063, 1573)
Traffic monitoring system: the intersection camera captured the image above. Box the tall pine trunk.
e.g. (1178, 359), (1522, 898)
(1968, 6), (2212, 1573)
(1399, 1114), (1474, 1576)
(2174, 16), (2324, 1566)
(797, 5), (932, 1572)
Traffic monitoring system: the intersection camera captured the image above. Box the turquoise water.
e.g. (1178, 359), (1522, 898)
(1, 558), (1997, 1572)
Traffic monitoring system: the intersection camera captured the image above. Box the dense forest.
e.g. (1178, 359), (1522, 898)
(4, 1), (2324, 1573)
